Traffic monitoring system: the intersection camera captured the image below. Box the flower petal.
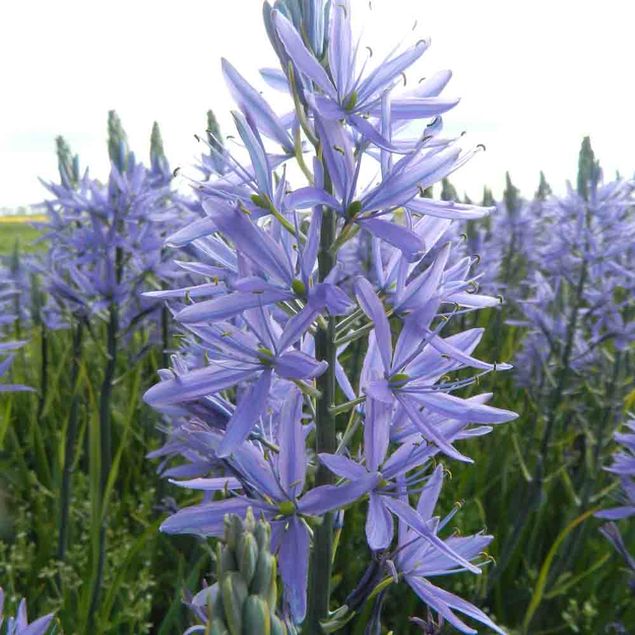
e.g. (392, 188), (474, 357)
(278, 388), (307, 498)
(277, 517), (310, 623)
(217, 370), (273, 457)
(273, 11), (336, 98)
(298, 472), (379, 516)
(222, 58), (292, 150)
(354, 277), (392, 373)
(366, 493), (394, 551)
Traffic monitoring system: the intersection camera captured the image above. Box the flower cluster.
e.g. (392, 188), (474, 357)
(145, 1), (516, 631)
(512, 155), (635, 391)
(39, 113), (187, 335)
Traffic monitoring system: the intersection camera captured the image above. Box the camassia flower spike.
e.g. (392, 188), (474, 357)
(147, 1), (517, 630)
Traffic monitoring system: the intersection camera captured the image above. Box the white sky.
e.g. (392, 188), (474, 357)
(1, 0), (634, 208)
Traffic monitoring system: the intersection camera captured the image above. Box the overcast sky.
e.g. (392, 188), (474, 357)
(1, 0), (634, 208)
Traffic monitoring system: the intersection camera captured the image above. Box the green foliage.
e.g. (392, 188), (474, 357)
(2, 298), (631, 633)
(0, 324), (201, 634)
(440, 177), (458, 202)
(0, 223), (43, 255)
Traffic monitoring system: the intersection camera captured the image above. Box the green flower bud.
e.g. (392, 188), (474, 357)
(278, 500), (296, 516)
(196, 510), (285, 634)
(346, 200), (362, 218)
(238, 533), (259, 586)
(243, 595), (271, 635)
(252, 551), (275, 600)
(271, 615), (288, 635)
(344, 91), (358, 112)
(251, 194), (270, 209)
(388, 373), (410, 386)
(221, 545), (238, 573)
(225, 514), (244, 551)
(291, 279), (307, 297)
(222, 572), (248, 635)
(254, 520), (271, 552)
(211, 619), (230, 635)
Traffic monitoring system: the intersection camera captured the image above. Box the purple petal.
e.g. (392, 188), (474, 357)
(285, 186), (340, 210)
(274, 350), (327, 380)
(357, 40), (429, 105)
(232, 110), (272, 196)
(298, 472), (379, 516)
(277, 517), (310, 623)
(278, 388), (307, 498)
(354, 277), (392, 372)
(318, 453), (367, 480)
(382, 497), (480, 574)
(596, 506), (635, 520)
(366, 493), (394, 551)
(407, 576), (505, 634)
(278, 305), (320, 351)
(416, 465), (444, 520)
(365, 378), (395, 404)
(414, 391), (518, 425)
(429, 331), (512, 372)
(260, 67), (290, 92)
(328, 0), (353, 95)
(22, 613), (55, 635)
(144, 367), (254, 406)
(222, 58), (292, 150)
(166, 216), (217, 247)
(397, 394), (471, 463)
(364, 398), (391, 472)
(273, 11), (336, 98)
(362, 146), (461, 212)
(407, 197), (492, 221)
(161, 497), (254, 536)
(375, 97), (459, 121)
(359, 218), (424, 262)
(168, 477), (242, 492)
(204, 201), (292, 284)
(217, 370), (273, 457)
(177, 289), (293, 323)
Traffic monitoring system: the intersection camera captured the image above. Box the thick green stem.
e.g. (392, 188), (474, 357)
(89, 241), (123, 625)
(37, 322), (49, 420)
(99, 303), (119, 493)
(305, 207), (338, 634)
(57, 320), (83, 561)
(87, 302), (118, 627)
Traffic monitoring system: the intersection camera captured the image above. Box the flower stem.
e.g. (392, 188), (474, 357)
(89, 240), (123, 625)
(37, 322), (49, 420)
(306, 205), (338, 634)
(57, 320), (83, 561)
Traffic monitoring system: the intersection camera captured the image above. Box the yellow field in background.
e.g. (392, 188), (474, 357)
(0, 214), (47, 224)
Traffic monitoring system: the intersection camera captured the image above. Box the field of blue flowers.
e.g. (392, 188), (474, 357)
(1, 1), (634, 634)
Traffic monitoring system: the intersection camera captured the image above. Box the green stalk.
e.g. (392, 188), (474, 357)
(153, 299), (171, 512)
(555, 351), (623, 579)
(99, 302), (119, 494)
(305, 205), (338, 634)
(37, 322), (49, 420)
(89, 241), (123, 626)
(57, 320), (84, 561)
